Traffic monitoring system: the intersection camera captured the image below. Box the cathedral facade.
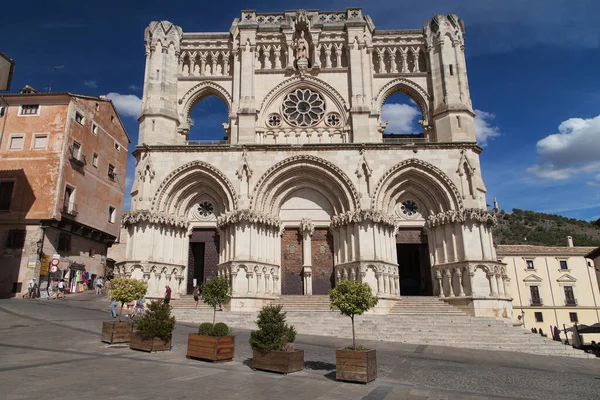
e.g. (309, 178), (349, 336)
(120, 9), (510, 317)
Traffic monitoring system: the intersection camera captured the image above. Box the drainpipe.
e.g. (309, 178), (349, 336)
(585, 258), (600, 322)
(0, 95), (8, 148)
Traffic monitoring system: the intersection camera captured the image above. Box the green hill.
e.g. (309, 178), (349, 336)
(492, 209), (600, 247)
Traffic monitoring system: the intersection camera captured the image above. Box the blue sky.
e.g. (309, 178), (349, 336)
(2, 0), (599, 220)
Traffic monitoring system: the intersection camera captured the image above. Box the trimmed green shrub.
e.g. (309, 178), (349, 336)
(249, 304), (297, 352)
(329, 280), (378, 350)
(198, 322), (214, 336)
(134, 300), (176, 342)
(213, 322), (230, 337)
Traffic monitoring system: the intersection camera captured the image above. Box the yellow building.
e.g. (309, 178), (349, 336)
(499, 239), (600, 343)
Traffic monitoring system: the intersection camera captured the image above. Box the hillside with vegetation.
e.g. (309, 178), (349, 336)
(492, 209), (600, 247)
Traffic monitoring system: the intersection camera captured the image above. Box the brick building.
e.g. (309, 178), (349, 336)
(0, 86), (129, 297)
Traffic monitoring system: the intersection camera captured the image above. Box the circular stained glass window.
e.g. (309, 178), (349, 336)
(400, 200), (419, 217)
(198, 201), (214, 218)
(282, 88), (325, 127)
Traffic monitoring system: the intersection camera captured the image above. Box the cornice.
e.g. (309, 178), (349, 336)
(132, 142), (483, 154)
(426, 208), (498, 228)
(216, 209), (281, 229)
(122, 210), (189, 229)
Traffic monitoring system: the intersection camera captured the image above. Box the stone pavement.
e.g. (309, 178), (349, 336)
(1, 294), (599, 400)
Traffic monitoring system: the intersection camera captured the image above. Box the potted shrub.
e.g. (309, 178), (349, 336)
(186, 276), (234, 362)
(101, 277), (148, 344)
(250, 304), (303, 374)
(329, 280), (379, 383)
(130, 300), (176, 352)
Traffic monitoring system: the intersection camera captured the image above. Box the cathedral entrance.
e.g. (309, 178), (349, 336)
(187, 229), (219, 294)
(310, 228), (334, 295)
(396, 229), (432, 296)
(281, 229), (303, 295)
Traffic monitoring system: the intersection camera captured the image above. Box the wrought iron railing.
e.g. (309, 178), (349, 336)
(565, 297), (578, 306)
(61, 201), (78, 217)
(382, 137), (428, 144)
(186, 139), (229, 145)
(530, 297), (543, 306)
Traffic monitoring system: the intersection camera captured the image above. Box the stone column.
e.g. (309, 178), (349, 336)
(502, 276), (508, 297)
(496, 274), (504, 296)
(456, 269), (465, 297)
(436, 270), (445, 298)
(300, 219), (314, 295)
(488, 272), (498, 297)
(446, 269), (455, 297)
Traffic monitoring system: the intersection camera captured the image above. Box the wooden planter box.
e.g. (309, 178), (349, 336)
(336, 349), (377, 383)
(129, 332), (172, 352)
(101, 321), (133, 344)
(186, 334), (234, 362)
(252, 349), (304, 374)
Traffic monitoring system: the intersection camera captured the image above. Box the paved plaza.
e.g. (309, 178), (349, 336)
(1, 293), (599, 400)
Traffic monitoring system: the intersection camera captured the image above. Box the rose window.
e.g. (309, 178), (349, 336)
(326, 112), (342, 127)
(266, 113), (282, 128)
(281, 88), (325, 127)
(197, 201), (214, 218)
(400, 200), (419, 218)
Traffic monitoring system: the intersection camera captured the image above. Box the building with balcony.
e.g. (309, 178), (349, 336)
(0, 86), (129, 297)
(499, 238), (600, 339)
(119, 9), (505, 316)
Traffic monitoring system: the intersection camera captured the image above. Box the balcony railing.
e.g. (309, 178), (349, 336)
(61, 201), (78, 217)
(382, 137), (428, 144)
(565, 298), (578, 306)
(69, 148), (86, 166)
(186, 139), (229, 145)
(530, 297), (543, 306)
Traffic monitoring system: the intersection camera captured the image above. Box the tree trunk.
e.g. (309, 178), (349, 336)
(213, 306), (216, 326)
(351, 315), (355, 350)
(118, 302), (124, 322)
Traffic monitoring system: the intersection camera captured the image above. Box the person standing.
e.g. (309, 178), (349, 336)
(110, 299), (118, 318)
(47, 280), (54, 299)
(193, 285), (200, 308)
(164, 285), (172, 305)
(27, 278), (36, 299)
(95, 276), (104, 295)
(57, 280), (65, 299)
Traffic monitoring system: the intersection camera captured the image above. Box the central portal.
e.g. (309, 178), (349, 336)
(396, 229), (432, 296)
(187, 229), (219, 294)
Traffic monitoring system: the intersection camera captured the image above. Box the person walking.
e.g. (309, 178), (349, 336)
(47, 280), (54, 299)
(164, 285), (172, 305)
(193, 285), (200, 308)
(26, 278), (36, 299)
(56, 280), (65, 299)
(95, 277), (104, 295)
(110, 299), (118, 318)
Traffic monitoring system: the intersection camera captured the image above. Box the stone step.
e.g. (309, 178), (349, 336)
(172, 304), (594, 359)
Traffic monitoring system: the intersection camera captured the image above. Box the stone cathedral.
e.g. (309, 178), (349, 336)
(119, 9), (511, 318)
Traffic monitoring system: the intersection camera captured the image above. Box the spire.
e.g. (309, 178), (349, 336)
(493, 197), (499, 211)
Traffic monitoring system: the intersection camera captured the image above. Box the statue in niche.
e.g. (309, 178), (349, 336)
(295, 31), (309, 62)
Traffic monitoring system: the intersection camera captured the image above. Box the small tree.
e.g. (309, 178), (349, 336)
(329, 280), (378, 350)
(134, 300), (176, 342)
(201, 276), (232, 326)
(108, 277), (148, 322)
(249, 304), (297, 352)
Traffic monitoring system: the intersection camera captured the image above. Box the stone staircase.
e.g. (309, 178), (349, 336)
(389, 296), (465, 315)
(172, 296), (594, 358)
(268, 295), (332, 311)
(168, 295), (212, 310)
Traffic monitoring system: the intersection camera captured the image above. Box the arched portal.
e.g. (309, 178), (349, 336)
(253, 156), (358, 295)
(153, 161), (237, 293)
(374, 159), (463, 296)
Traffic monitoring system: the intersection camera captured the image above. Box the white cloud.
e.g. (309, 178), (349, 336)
(529, 114), (600, 180)
(588, 174), (600, 187)
(84, 80), (98, 88)
(381, 103), (420, 134)
(474, 109), (501, 146)
(128, 85), (142, 91)
(105, 93), (142, 119)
